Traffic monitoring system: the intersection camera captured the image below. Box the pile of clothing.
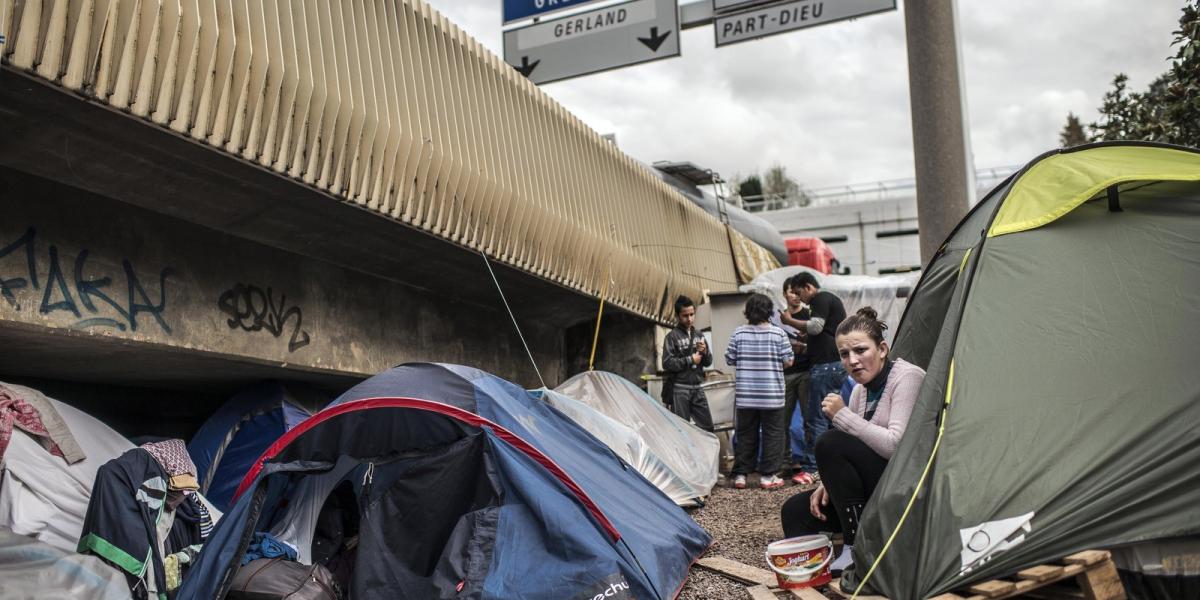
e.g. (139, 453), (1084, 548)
(0, 382), (133, 550)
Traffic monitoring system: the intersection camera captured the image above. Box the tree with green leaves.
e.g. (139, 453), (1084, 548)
(1090, 1), (1200, 147)
(763, 163), (810, 208)
(1164, 1), (1200, 145)
(737, 175), (763, 202)
(1059, 112), (1089, 147)
(1090, 74), (1140, 141)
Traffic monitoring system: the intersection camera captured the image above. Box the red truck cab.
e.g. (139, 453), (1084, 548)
(785, 237), (839, 274)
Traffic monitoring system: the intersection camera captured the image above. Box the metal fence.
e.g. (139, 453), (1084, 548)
(741, 166), (1020, 212)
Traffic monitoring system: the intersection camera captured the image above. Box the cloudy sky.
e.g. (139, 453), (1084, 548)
(424, 0), (1183, 189)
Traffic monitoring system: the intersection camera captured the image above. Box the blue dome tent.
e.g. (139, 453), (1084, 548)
(187, 381), (326, 511)
(178, 364), (710, 599)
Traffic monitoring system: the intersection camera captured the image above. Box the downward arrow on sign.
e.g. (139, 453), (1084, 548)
(637, 27), (672, 52)
(515, 56), (540, 77)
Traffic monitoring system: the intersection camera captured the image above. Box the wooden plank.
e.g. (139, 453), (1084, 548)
(966, 580), (1015, 598)
(1076, 560), (1127, 600)
(929, 594), (970, 599)
(747, 585), (779, 600)
(1020, 583), (1087, 599)
(824, 579), (851, 599)
(1063, 550), (1110, 567)
(1012, 578), (1040, 593)
(826, 579), (890, 600)
(787, 586), (828, 600)
(1018, 565), (1065, 583)
(696, 556), (778, 588)
(1062, 563), (1086, 577)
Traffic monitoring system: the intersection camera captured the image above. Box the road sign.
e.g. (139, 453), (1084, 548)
(712, 0), (773, 13)
(503, 0), (607, 26)
(714, 0), (896, 47)
(503, 0), (680, 85)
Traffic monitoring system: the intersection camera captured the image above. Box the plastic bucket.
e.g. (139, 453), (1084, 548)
(765, 534), (833, 589)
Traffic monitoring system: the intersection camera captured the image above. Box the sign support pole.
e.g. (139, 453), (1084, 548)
(903, 0), (975, 264)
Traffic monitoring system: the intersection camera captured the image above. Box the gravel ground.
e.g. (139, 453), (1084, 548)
(677, 474), (817, 600)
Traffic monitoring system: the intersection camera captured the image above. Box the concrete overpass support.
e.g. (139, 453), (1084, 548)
(0, 167), (566, 390)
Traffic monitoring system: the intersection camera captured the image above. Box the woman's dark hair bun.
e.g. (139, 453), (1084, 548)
(836, 305), (888, 343)
(855, 306), (879, 321)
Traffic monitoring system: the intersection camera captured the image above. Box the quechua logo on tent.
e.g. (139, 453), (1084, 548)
(573, 573), (634, 600)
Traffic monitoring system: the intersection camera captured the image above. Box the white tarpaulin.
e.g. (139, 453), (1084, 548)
(536, 389), (706, 507)
(553, 371), (719, 504)
(0, 383), (134, 553)
(0, 526), (131, 600)
(742, 266), (921, 344)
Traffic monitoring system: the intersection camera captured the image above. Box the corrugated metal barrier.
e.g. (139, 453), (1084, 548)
(0, 0), (779, 323)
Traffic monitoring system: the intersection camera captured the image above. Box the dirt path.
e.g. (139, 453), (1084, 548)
(678, 477), (813, 599)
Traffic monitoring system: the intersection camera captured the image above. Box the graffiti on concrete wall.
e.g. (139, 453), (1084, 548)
(217, 283), (311, 353)
(0, 227), (175, 333)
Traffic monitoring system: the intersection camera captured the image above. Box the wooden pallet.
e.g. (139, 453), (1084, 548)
(696, 555), (829, 599)
(826, 550), (1126, 600)
(698, 550), (1126, 600)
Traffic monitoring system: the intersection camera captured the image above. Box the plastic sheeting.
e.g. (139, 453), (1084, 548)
(0, 526), (131, 600)
(553, 371), (719, 504)
(0, 384), (134, 553)
(741, 266), (920, 344)
(535, 389), (706, 507)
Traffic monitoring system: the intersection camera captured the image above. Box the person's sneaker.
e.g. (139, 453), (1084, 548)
(830, 544), (854, 575)
(760, 475), (785, 489)
(733, 475), (747, 489)
(791, 471), (816, 486)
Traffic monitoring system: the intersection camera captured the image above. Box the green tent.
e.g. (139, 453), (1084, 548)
(841, 142), (1200, 598)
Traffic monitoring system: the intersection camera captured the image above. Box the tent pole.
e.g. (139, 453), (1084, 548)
(588, 263), (613, 371)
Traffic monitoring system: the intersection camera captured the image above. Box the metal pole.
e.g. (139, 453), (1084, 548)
(903, 0), (975, 264)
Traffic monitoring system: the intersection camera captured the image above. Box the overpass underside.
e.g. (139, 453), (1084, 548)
(0, 0), (777, 396)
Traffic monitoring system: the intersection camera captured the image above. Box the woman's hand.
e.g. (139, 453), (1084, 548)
(809, 484), (828, 520)
(821, 393), (845, 418)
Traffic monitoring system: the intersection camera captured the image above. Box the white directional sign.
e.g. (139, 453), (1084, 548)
(503, 0), (680, 85)
(712, 0), (773, 13)
(714, 0), (896, 47)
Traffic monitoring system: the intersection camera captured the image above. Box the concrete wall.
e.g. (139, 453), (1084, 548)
(0, 168), (570, 391)
(563, 312), (659, 388)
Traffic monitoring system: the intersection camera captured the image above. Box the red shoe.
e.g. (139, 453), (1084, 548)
(733, 475), (747, 489)
(791, 471), (816, 486)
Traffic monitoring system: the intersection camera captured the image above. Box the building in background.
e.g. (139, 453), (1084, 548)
(755, 168), (1016, 275)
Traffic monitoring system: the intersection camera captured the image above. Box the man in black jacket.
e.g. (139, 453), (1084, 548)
(662, 296), (714, 432)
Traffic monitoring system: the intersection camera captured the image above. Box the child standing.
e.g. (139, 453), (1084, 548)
(725, 293), (795, 489)
(662, 295), (714, 431)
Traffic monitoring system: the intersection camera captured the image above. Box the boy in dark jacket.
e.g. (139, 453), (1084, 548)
(662, 296), (714, 432)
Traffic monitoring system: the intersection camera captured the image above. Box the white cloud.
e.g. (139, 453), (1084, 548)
(426, 0), (1184, 189)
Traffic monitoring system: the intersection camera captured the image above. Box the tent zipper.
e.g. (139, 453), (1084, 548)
(362, 461), (375, 493)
